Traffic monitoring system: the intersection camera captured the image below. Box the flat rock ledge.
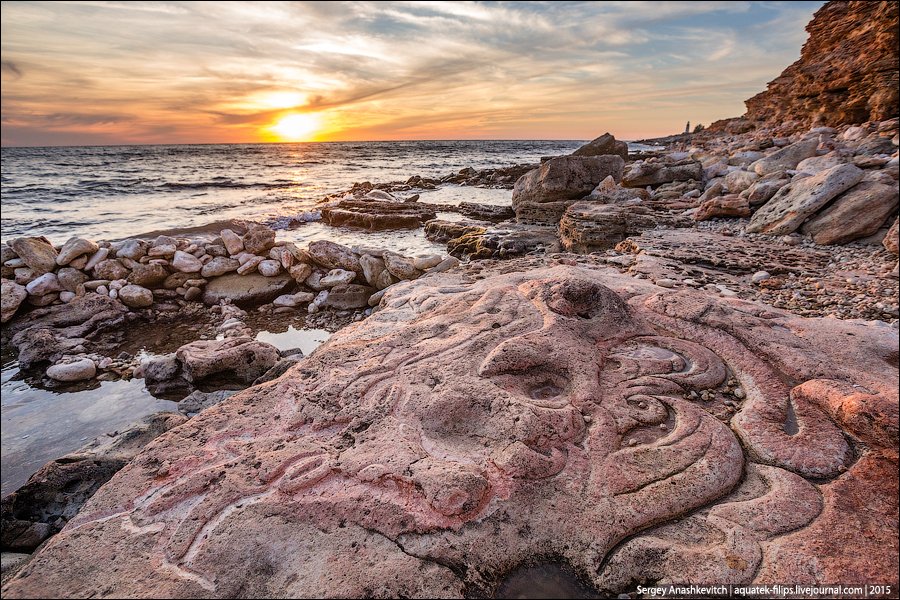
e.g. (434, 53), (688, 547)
(3, 257), (897, 598)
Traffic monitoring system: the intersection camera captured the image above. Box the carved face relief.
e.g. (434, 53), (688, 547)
(9, 266), (892, 599)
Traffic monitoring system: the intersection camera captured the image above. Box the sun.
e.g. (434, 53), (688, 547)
(270, 113), (320, 141)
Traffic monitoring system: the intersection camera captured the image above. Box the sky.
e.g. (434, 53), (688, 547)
(1, 1), (824, 146)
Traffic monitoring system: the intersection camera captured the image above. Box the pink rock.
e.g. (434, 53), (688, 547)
(2, 262), (896, 598)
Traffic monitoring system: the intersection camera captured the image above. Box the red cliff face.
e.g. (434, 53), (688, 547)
(744, 0), (899, 127)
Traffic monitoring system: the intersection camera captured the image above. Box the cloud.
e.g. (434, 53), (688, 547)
(1, 1), (825, 145)
(1, 60), (22, 79)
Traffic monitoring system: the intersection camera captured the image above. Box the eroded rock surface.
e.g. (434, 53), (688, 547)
(4, 260), (896, 598)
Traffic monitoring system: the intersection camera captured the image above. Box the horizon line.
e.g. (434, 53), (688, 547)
(0, 136), (674, 150)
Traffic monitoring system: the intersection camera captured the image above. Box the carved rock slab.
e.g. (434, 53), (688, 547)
(3, 260), (897, 598)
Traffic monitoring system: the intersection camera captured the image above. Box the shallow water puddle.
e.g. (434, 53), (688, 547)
(494, 563), (601, 599)
(0, 356), (177, 496)
(254, 325), (332, 354)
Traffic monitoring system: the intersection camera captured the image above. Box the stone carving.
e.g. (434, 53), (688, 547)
(4, 262), (897, 598)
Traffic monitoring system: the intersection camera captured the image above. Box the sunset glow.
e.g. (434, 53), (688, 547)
(1, 1), (824, 146)
(269, 113), (321, 142)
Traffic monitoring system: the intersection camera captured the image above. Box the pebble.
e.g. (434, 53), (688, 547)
(656, 278), (676, 288)
(751, 271), (771, 284)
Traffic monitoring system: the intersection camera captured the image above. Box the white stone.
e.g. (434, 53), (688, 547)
(751, 271), (771, 284)
(320, 269), (356, 287)
(257, 259), (282, 277)
(172, 250), (203, 273)
(273, 292), (316, 308)
(25, 272), (62, 296)
(59, 291), (76, 303)
(237, 256), (263, 275)
(220, 229), (244, 255)
(83, 247), (109, 271)
(656, 278), (676, 288)
(47, 358), (96, 382)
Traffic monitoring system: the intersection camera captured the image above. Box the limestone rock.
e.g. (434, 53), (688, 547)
(118, 284), (154, 308)
(219, 229), (244, 256)
(883, 217), (899, 255)
(1, 280), (27, 323)
(383, 252), (422, 280)
(25, 273), (61, 296)
(46, 358), (96, 382)
(115, 239), (147, 261)
(307, 240), (362, 274)
(749, 138), (819, 176)
(571, 132), (629, 160)
(512, 156), (625, 224)
(56, 238), (98, 266)
(92, 259), (129, 281)
(201, 273), (292, 307)
(744, 1), (899, 126)
(56, 268), (88, 292)
(559, 204), (690, 253)
(802, 181), (899, 244)
(320, 269), (356, 287)
(127, 263), (169, 288)
(172, 250), (203, 273)
(4, 261), (895, 598)
(257, 259), (282, 277)
(747, 164), (864, 235)
(200, 256), (240, 278)
(242, 225), (276, 255)
(324, 284), (375, 309)
(176, 337), (279, 384)
(322, 201), (437, 230)
(9, 237), (58, 275)
(723, 169), (758, 193)
(622, 159), (702, 188)
(694, 195), (752, 221)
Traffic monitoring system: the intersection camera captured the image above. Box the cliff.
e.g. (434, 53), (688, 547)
(744, 1), (899, 127)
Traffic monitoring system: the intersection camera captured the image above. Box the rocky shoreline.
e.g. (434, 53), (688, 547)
(2, 0), (899, 595)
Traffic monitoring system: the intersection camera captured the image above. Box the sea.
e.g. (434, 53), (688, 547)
(1, 140), (590, 253)
(3, 139), (661, 495)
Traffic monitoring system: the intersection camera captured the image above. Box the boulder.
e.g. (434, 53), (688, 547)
(219, 229), (244, 256)
(9, 237), (58, 275)
(46, 358), (96, 382)
(321, 201), (437, 230)
(423, 220), (487, 244)
(1, 280), (27, 323)
(307, 241), (362, 273)
(512, 156), (625, 224)
(56, 268), (88, 292)
(56, 238), (98, 266)
(383, 252), (422, 280)
(172, 251), (203, 273)
(324, 284), (375, 310)
(4, 262), (895, 597)
(201, 273), (293, 307)
(749, 138), (819, 175)
(116, 239), (147, 261)
(92, 259), (129, 281)
(127, 263), (169, 288)
(571, 132), (629, 160)
(200, 257), (240, 278)
(884, 217), (899, 255)
(118, 284), (154, 308)
(747, 164), (864, 235)
(802, 181), (899, 245)
(559, 203), (691, 253)
(622, 159), (702, 188)
(694, 195), (752, 221)
(176, 337), (279, 384)
(25, 273), (61, 296)
(242, 225), (276, 255)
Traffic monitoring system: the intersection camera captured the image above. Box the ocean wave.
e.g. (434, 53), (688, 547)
(158, 180), (298, 190)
